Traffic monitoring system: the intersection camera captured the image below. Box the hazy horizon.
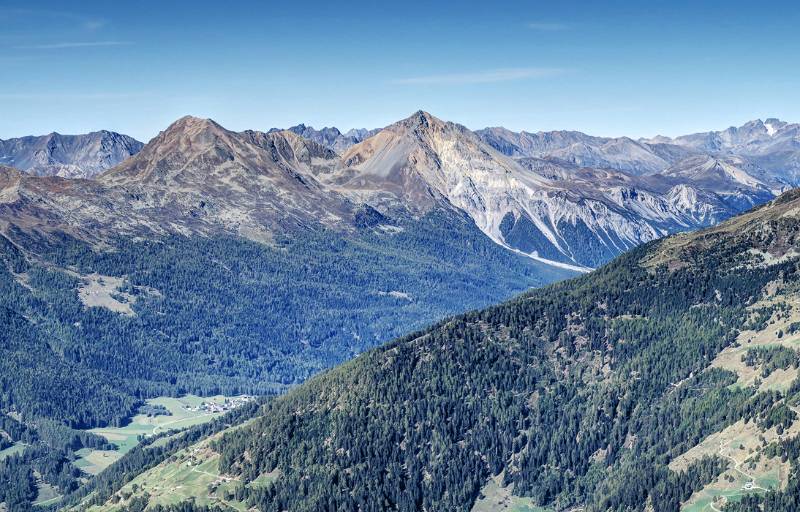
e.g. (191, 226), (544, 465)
(0, 110), (795, 145)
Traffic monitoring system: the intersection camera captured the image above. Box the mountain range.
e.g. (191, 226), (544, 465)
(476, 117), (800, 182)
(1, 113), (797, 269)
(2, 112), (800, 511)
(268, 124), (381, 154)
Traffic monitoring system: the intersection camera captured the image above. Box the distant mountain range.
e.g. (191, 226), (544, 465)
(1, 113), (795, 269)
(5, 116), (796, 189)
(0, 130), (142, 178)
(268, 124), (380, 154)
(477, 117), (800, 183)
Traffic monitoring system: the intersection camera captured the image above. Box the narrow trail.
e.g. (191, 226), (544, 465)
(718, 439), (768, 491)
(151, 412), (215, 436)
(189, 464), (240, 482)
(708, 439), (768, 511)
(188, 463), (242, 511)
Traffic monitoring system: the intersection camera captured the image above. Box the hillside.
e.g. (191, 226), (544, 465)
(88, 189), (800, 512)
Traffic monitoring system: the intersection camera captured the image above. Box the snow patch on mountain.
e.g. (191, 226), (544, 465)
(765, 122), (777, 136)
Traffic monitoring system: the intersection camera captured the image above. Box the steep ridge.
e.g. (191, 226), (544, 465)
(0, 130), (142, 178)
(331, 112), (772, 268)
(96, 189), (800, 512)
(269, 124), (380, 153)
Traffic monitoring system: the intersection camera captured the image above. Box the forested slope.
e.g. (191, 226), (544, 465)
(97, 189), (800, 512)
(0, 209), (570, 511)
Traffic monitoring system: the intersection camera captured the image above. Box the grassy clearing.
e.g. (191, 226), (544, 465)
(88, 416), (265, 511)
(76, 273), (135, 316)
(91, 431), (266, 512)
(682, 489), (748, 512)
(471, 474), (552, 512)
(0, 442), (27, 461)
(247, 470), (280, 490)
(674, 417), (793, 511)
(672, 416), (800, 472)
(711, 296), (800, 392)
(73, 448), (121, 476)
(674, 295), (800, 510)
(32, 476), (61, 506)
(77, 395), (243, 475)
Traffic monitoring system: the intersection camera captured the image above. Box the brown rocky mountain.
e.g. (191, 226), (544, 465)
(0, 112), (788, 269)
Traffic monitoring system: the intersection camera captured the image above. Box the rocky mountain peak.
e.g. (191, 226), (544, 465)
(98, 116), (250, 187)
(395, 110), (446, 133)
(158, 115), (228, 141)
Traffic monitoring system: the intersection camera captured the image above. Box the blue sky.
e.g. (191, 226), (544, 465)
(1, 1), (799, 141)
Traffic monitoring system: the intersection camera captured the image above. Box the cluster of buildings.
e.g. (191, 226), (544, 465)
(185, 395), (254, 414)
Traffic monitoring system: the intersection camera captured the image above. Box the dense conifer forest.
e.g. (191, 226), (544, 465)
(90, 192), (800, 512)
(7, 186), (800, 512)
(0, 210), (568, 510)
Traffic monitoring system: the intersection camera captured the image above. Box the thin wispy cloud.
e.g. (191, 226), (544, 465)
(14, 41), (132, 50)
(0, 8), (108, 31)
(0, 92), (147, 101)
(83, 19), (108, 31)
(392, 67), (568, 86)
(527, 22), (568, 31)
(1, 9), (113, 52)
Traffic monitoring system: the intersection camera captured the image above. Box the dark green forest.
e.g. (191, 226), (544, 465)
(179, 208), (800, 511)
(7, 191), (800, 511)
(0, 209), (570, 510)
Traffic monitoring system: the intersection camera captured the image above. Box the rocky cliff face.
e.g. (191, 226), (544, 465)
(328, 112), (778, 268)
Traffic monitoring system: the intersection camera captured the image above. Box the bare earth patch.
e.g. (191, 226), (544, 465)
(75, 273), (160, 316)
(77, 273), (136, 315)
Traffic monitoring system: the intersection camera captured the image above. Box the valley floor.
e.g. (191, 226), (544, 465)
(76, 395), (252, 476)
